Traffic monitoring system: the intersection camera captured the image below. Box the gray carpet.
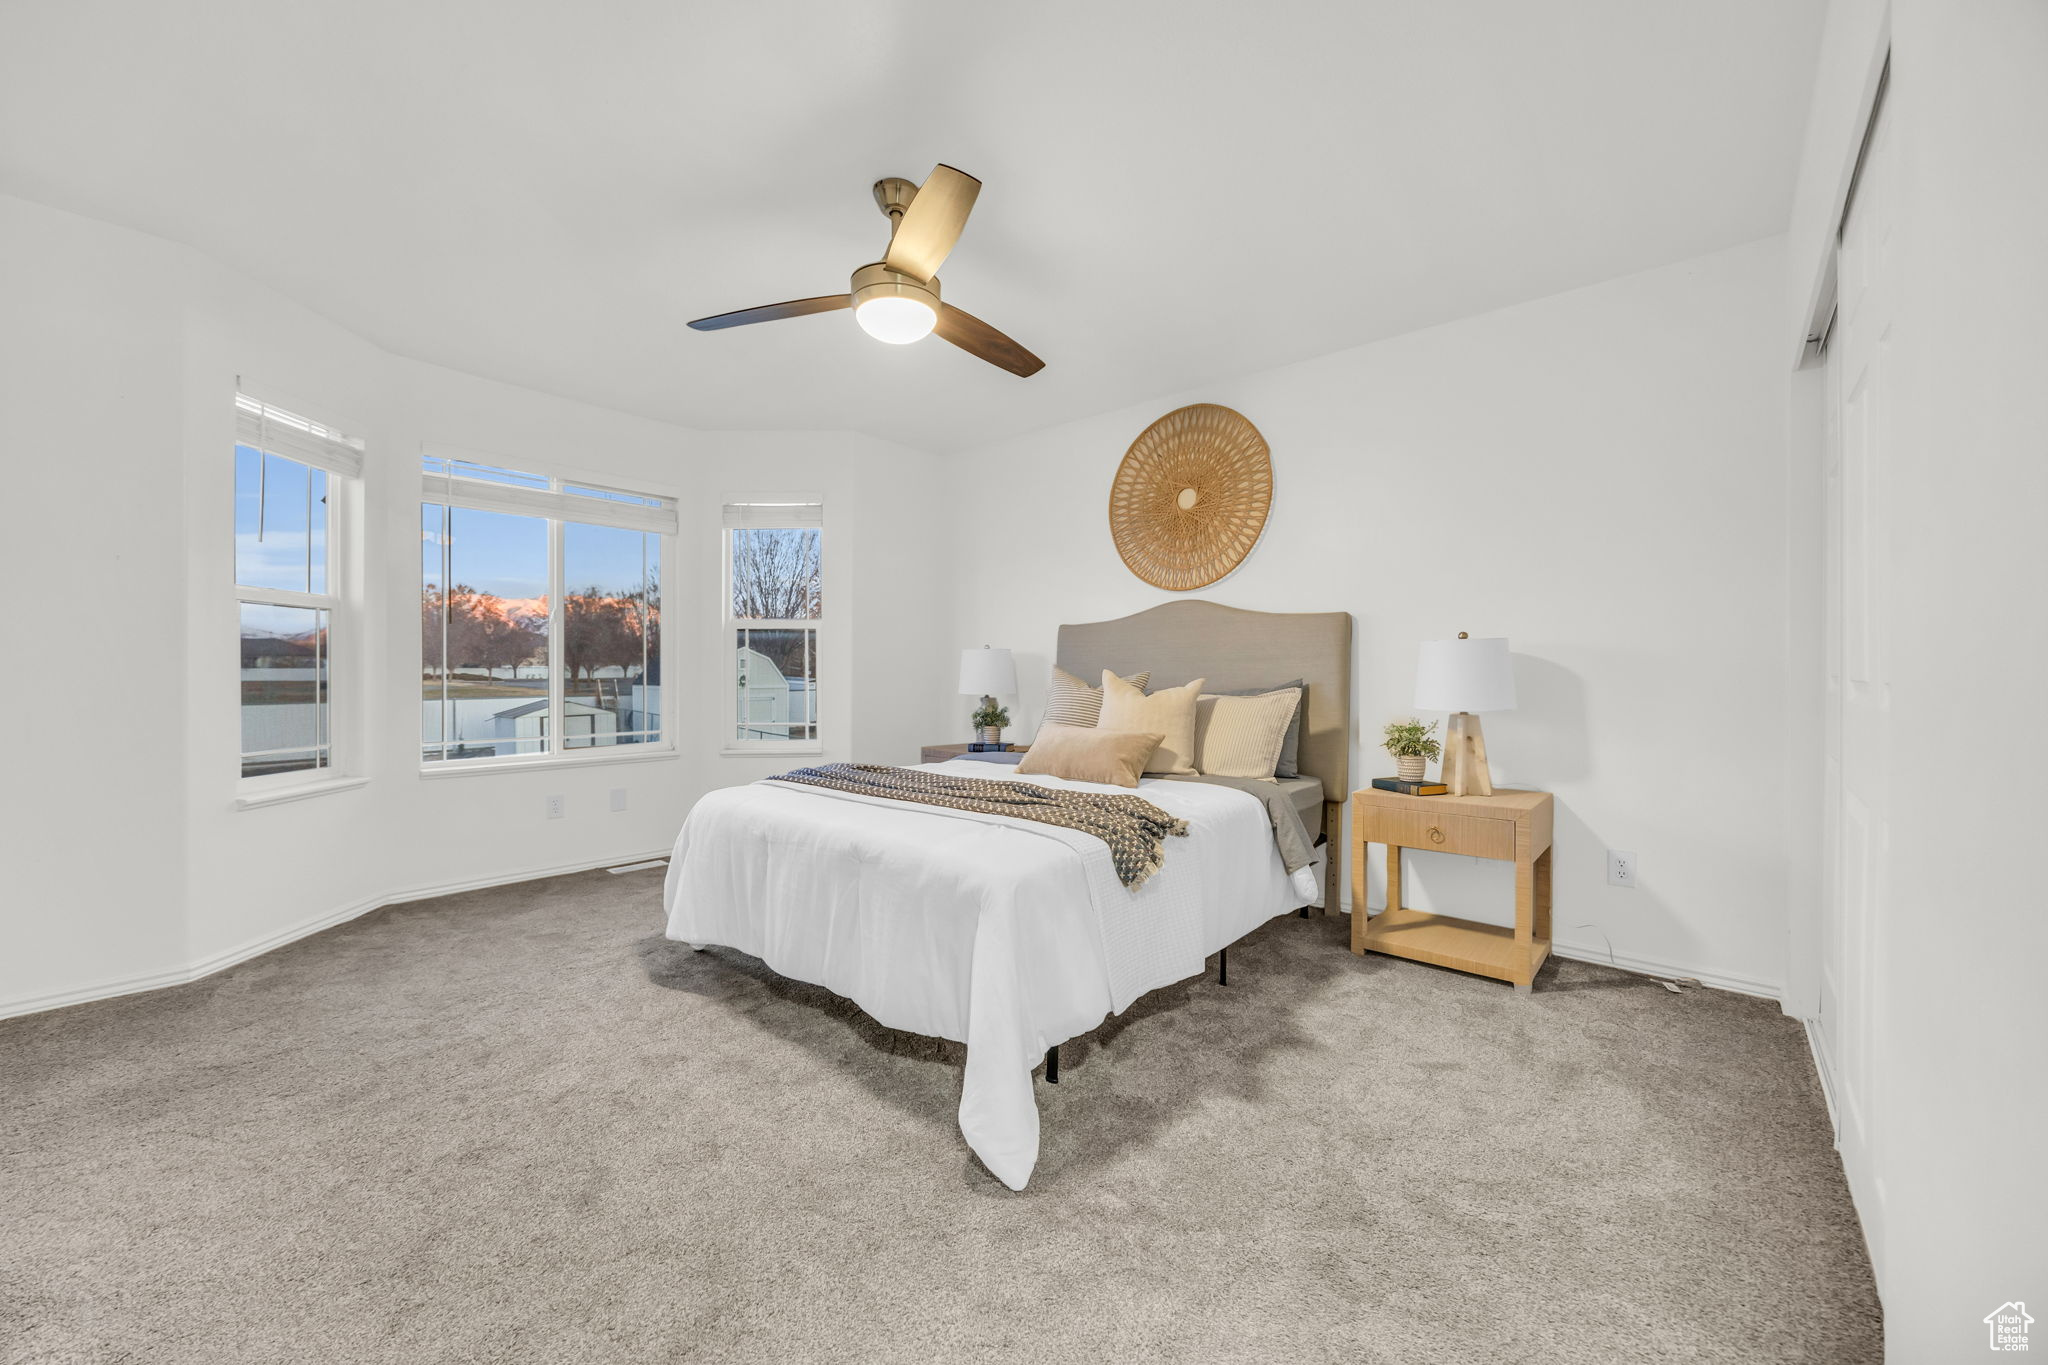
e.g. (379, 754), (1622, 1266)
(1, 868), (1880, 1364)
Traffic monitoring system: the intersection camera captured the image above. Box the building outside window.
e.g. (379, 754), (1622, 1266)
(723, 500), (823, 750)
(421, 455), (670, 766)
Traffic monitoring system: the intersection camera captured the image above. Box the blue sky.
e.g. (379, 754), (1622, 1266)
(233, 446), (327, 593)
(417, 510), (659, 600)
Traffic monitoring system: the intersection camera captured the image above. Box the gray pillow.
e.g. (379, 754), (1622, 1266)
(1206, 679), (1305, 778)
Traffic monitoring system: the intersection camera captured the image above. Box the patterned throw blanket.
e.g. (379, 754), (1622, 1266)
(767, 763), (1189, 889)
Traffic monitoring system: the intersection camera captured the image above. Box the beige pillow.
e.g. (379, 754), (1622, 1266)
(1040, 666), (1150, 731)
(1098, 671), (1204, 775)
(1194, 687), (1303, 781)
(1016, 725), (1163, 788)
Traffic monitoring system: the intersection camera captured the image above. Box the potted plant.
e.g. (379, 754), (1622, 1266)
(1382, 718), (1441, 782)
(972, 699), (1012, 745)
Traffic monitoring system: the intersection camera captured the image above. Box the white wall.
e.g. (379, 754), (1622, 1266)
(0, 201), (191, 1007)
(939, 237), (1795, 994)
(0, 192), (951, 1015)
(1782, 3), (2048, 1357)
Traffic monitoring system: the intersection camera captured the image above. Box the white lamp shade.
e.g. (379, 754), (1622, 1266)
(1413, 636), (1517, 713)
(958, 647), (1018, 697)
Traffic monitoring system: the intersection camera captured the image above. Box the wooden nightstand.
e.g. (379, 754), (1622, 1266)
(920, 742), (1029, 764)
(1350, 786), (1554, 993)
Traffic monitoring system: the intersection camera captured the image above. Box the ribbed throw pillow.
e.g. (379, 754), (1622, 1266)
(1014, 724), (1164, 788)
(1098, 672), (1204, 776)
(1207, 678), (1305, 777)
(1040, 666), (1150, 731)
(1193, 686), (1303, 781)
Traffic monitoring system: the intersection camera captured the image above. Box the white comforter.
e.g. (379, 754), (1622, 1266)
(661, 760), (1309, 1189)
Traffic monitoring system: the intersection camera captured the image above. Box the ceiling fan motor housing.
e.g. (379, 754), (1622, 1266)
(850, 261), (940, 311)
(872, 176), (920, 221)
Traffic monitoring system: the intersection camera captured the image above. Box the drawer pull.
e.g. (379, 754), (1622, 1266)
(1428, 826), (1445, 845)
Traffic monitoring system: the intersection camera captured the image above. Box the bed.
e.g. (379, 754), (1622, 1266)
(663, 600), (1352, 1188)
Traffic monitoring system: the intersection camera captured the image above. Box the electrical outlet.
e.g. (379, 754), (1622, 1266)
(609, 788), (628, 813)
(1607, 849), (1637, 888)
(545, 795), (565, 820)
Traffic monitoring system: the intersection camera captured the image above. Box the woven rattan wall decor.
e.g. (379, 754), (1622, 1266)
(1108, 404), (1272, 591)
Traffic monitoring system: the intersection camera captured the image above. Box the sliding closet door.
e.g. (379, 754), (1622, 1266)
(1821, 89), (1893, 1182)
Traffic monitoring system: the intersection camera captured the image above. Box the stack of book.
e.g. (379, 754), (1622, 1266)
(968, 741), (1012, 752)
(1372, 775), (1448, 796)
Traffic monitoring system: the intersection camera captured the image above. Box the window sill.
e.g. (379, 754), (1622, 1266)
(235, 775), (370, 810)
(419, 746), (681, 780)
(720, 745), (824, 758)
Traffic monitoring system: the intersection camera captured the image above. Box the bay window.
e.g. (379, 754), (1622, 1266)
(422, 455), (669, 766)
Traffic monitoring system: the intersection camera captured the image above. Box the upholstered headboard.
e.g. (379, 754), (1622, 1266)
(1055, 600), (1353, 804)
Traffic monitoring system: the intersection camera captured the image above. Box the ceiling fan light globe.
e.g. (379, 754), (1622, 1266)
(849, 262), (940, 345)
(854, 295), (938, 345)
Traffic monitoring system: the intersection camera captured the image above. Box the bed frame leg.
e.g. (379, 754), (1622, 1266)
(1044, 1045), (1059, 1084)
(1298, 906), (1309, 918)
(1218, 946), (1228, 986)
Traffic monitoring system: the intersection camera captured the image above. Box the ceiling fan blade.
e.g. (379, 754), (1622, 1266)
(687, 294), (850, 331)
(882, 165), (981, 282)
(935, 304), (1045, 377)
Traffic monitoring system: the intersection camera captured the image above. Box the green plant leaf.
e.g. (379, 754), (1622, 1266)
(1381, 717), (1441, 759)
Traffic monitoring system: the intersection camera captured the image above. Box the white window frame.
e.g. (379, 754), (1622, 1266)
(722, 500), (824, 755)
(420, 449), (677, 775)
(235, 393), (361, 803)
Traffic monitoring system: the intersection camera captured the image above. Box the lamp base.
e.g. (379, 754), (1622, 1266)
(1441, 711), (1494, 797)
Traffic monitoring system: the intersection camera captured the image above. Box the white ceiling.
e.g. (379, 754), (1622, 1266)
(1, 1), (1823, 453)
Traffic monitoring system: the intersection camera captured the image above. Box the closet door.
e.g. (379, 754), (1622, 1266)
(1822, 89), (1894, 1166)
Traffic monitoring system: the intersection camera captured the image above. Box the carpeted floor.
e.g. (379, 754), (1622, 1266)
(1, 867), (1880, 1364)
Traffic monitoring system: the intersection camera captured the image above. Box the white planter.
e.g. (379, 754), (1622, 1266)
(1395, 754), (1427, 782)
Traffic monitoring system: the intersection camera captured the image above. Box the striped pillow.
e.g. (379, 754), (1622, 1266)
(1193, 687), (1303, 781)
(1040, 666), (1150, 731)
(1207, 678), (1305, 777)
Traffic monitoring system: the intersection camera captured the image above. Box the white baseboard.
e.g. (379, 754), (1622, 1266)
(1316, 864), (1779, 999)
(16, 856), (1777, 1019)
(1797, 1015), (1885, 1295)
(0, 849), (673, 1022)
(1547, 940), (1782, 1000)
(1801, 1014), (1841, 1140)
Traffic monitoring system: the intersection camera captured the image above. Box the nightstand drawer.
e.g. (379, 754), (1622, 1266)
(1366, 808), (1516, 860)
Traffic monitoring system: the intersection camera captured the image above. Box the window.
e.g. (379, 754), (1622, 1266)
(724, 501), (822, 748)
(236, 394), (360, 783)
(422, 455), (669, 766)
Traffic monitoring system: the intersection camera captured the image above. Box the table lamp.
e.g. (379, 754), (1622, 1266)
(1413, 633), (1516, 796)
(957, 646), (1018, 741)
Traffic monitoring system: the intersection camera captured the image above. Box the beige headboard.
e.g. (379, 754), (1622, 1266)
(1055, 600), (1353, 804)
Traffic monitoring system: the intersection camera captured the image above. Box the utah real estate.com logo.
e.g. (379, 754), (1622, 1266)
(1985, 1302), (2033, 1352)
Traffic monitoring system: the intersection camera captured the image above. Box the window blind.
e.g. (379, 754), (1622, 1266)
(236, 393), (365, 479)
(723, 499), (824, 528)
(421, 454), (677, 535)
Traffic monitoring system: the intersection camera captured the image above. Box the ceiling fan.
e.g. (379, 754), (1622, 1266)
(687, 165), (1045, 378)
